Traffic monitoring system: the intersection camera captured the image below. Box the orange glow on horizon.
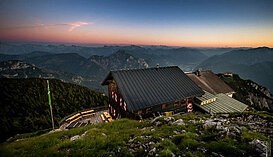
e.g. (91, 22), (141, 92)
(0, 25), (273, 48)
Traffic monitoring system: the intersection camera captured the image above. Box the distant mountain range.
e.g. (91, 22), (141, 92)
(195, 47), (250, 57)
(196, 47), (273, 92)
(0, 42), (208, 71)
(0, 60), (103, 91)
(25, 53), (105, 79)
(0, 50), (152, 92)
(89, 50), (149, 71)
(1, 42), (272, 92)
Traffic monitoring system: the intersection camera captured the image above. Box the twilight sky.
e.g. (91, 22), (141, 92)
(0, 0), (273, 47)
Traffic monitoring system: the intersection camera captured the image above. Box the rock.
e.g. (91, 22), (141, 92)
(102, 133), (107, 137)
(212, 152), (219, 156)
(188, 120), (196, 124)
(248, 115), (254, 121)
(227, 131), (236, 137)
(151, 129), (155, 132)
(81, 131), (88, 138)
(128, 138), (134, 143)
(239, 126), (247, 131)
(203, 120), (217, 129)
(155, 121), (162, 126)
(70, 135), (80, 141)
(172, 119), (185, 125)
(173, 131), (179, 134)
(221, 114), (229, 118)
(223, 127), (229, 132)
(151, 116), (161, 123)
(164, 117), (174, 122)
(234, 127), (241, 134)
(197, 147), (207, 153)
(250, 139), (268, 156)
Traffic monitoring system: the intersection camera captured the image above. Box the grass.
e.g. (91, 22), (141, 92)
(241, 130), (267, 142)
(6, 128), (52, 143)
(0, 119), (148, 157)
(229, 110), (273, 118)
(0, 114), (267, 157)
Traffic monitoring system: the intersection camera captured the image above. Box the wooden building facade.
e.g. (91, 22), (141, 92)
(102, 66), (204, 119)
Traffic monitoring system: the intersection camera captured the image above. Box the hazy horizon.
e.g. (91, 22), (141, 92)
(0, 40), (270, 49)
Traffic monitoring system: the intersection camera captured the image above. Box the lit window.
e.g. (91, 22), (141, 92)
(146, 108), (152, 113)
(181, 100), (186, 106)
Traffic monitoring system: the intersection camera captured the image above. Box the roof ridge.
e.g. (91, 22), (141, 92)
(110, 65), (179, 72)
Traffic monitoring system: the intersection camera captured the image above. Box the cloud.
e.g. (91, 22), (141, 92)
(2, 21), (91, 32)
(68, 22), (89, 32)
(45, 22), (90, 32)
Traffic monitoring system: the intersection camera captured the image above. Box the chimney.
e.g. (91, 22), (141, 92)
(195, 69), (201, 76)
(156, 64), (159, 69)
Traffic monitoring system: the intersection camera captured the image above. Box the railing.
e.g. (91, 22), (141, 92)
(59, 105), (108, 126)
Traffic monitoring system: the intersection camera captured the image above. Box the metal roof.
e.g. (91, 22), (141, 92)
(187, 70), (235, 95)
(196, 92), (248, 114)
(102, 66), (204, 112)
(196, 90), (216, 102)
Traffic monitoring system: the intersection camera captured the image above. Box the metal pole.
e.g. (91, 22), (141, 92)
(269, 138), (272, 157)
(50, 103), (54, 130)
(269, 137), (271, 157)
(47, 80), (55, 130)
(266, 141), (268, 157)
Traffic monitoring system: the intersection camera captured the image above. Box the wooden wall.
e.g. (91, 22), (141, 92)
(108, 80), (137, 119)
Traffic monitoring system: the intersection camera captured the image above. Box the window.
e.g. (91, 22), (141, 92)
(181, 100), (186, 106)
(162, 104), (167, 110)
(174, 101), (179, 107)
(146, 108), (152, 113)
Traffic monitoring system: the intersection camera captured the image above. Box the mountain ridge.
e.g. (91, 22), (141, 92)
(0, 60), (103, 91)
(196, 47), (273, 92)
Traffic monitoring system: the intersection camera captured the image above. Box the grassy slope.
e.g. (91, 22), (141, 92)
(0, 78), (108, 142)
(0, 114), (268, 157)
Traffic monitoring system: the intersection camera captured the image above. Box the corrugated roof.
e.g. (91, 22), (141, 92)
(102, 66), (204, 112)
(196, 90), (216, 102)
(187, 70), (234, 95)
(196, 92), (248, 114)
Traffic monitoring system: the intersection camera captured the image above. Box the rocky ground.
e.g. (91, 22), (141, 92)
(1, 112), (273, 157)
(124, 112), (273, 157)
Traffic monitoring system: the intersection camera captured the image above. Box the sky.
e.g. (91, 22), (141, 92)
(0, 0), (273, 47)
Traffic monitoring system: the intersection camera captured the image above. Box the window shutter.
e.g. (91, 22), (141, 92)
(120, 97), (123, 106)
(124, 102), (127, 111)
